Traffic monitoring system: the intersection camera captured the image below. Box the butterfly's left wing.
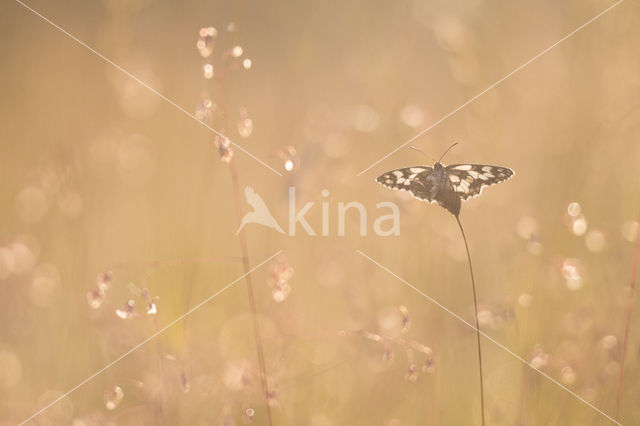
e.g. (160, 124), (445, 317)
(445, 164), (514, 200)
(376, 166), (433, 193)
(376, 166), (462, 216)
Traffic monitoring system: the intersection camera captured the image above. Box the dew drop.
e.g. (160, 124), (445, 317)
(567, 202), (581, 217)
(571, 215), (587, 236)
(530, 348), (549, 369)
(405, 364), (419, 382)
(272, 284), (291, 303)
(97, 270), (113, 293)
(115, 299), (136, 319)
(86, 289), (105, 309)
(421, 349), (435, 373)
(214, 136), (234, 163)
(277, 146), (299, 172)
(269, 254), (294, 285)
(269, 255), (293, 302)
(562, 258), (584, 290)
(104, 385), (124, 410)
(237, 108), (253, 138)
(231, 45), (243, 58)
(399, 305), (410, 333)
(195, 95), (215, 124)
(197, 27), (216, 58)
(203, 63), (214, 79)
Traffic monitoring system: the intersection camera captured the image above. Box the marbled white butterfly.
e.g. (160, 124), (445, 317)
(376, 143), (514, 217)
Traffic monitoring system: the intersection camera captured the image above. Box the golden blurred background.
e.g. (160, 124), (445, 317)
(1, 0), (639, 424)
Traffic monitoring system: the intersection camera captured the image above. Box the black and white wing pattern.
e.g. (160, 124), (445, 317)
(445, 164), (514, 200)
(376, 166), (433, 192)
(376, 162), (514, 217)
(376, 166), (462, 216)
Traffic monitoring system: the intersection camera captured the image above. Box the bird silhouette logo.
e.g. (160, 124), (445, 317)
(236, 186), (285, 235)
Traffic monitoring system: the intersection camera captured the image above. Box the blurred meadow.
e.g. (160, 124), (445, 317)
(1, 0), (640, 425)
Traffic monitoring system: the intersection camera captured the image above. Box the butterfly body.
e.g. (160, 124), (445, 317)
(377, 161), (514, 217)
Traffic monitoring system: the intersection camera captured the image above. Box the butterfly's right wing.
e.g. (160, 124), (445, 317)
(445, 164), (514, 200)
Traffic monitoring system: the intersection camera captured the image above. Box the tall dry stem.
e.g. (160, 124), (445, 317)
(616, 210), (640, 420)
(456, 216), (485, 426)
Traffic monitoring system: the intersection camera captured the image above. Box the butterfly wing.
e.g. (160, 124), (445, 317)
(445, 164), (514, 200)
(376, 166), (461, 216)
(376, 166), (433, 193)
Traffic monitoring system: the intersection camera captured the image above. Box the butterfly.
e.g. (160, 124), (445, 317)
(376, 144), (514, 217)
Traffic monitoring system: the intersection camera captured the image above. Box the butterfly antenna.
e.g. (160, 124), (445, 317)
(409, 146), (437, 163)
(438, 142), (459, 163)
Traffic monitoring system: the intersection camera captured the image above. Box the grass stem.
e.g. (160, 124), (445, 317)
(213, 63), (274, 424)
(229, 160), (274, 425)
(616, 210), (640, 420)
(456, 216), (485, 426)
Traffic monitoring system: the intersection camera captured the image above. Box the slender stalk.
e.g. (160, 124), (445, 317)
(456, 216), (485, 426)
(616, 210), (640, 420)
(229, 161), (274, 425)
(207, 38), (273, 424)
